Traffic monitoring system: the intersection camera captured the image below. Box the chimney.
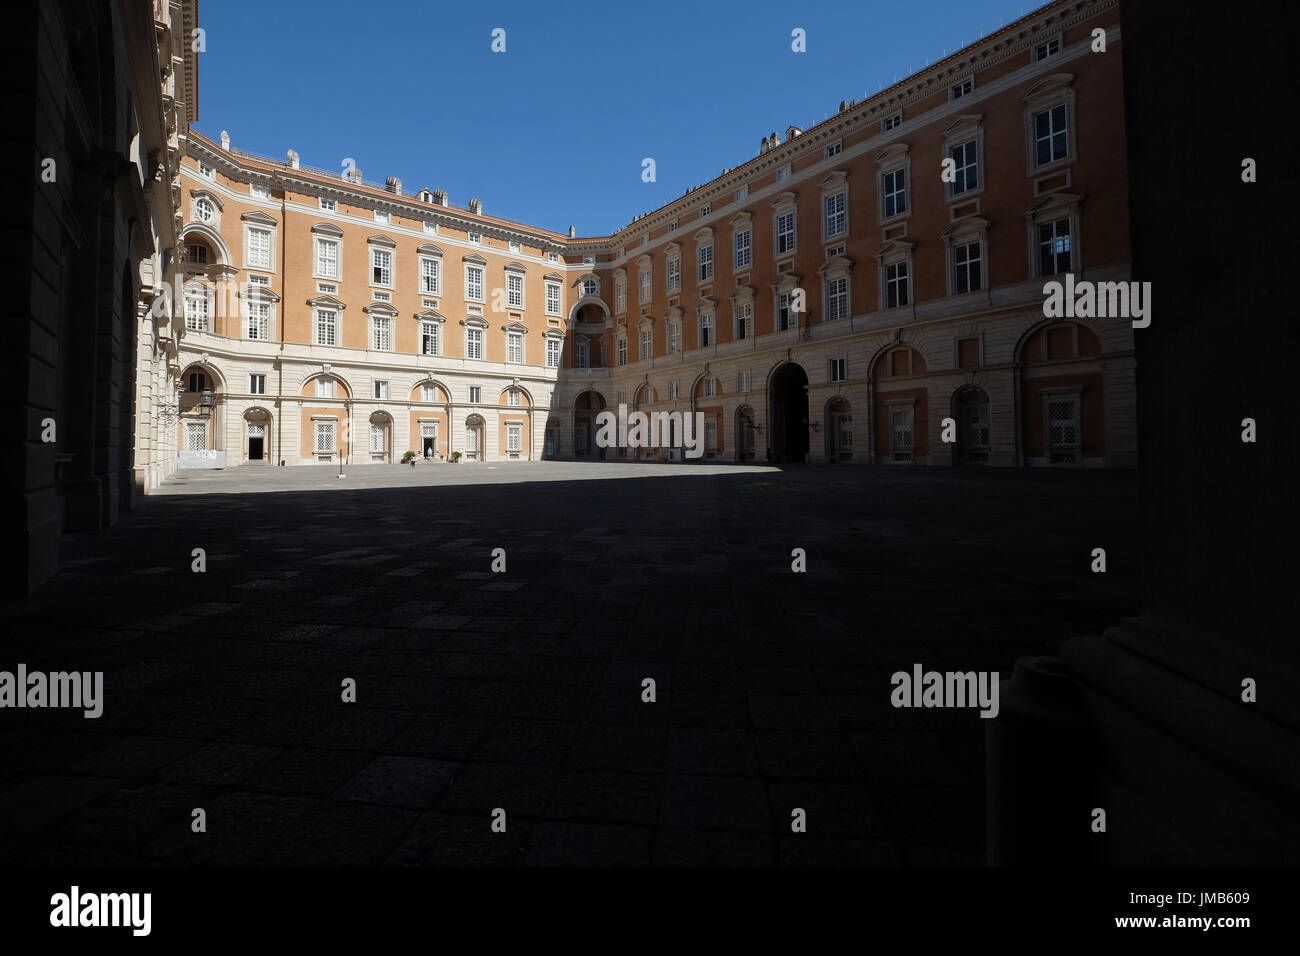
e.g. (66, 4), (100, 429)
(220, 130), (230, 151)
(287, 148), (300, 169)
(568, 225), (576, 238)
(468, 198), (482, 215)
(344, 166), (363, 183)
(786, 125), (803, 139)
(386, 176), (402, 195)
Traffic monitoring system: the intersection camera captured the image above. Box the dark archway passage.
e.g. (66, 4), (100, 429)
(769, 363), (809, 462)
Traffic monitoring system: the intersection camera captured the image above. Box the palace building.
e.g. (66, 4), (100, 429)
(172, 0), (1134, 470)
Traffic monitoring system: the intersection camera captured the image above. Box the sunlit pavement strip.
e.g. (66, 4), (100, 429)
(0, 465), (1137, 865)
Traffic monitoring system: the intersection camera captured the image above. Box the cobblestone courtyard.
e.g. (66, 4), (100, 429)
(0, 462), (1137, 865)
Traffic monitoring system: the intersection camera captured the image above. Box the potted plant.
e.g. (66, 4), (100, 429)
(450, 450), (462, 463)
(401, 450), (415, 464)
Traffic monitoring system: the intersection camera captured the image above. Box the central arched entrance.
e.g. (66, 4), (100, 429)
(574, 389), (606, 460)
(769, 363), (809, 462)
(952, 386), (991, 464)
(369, 411), (393, 463)
(825, 397), (853, 462)
(243, 407), (272, 464)
(464, 414), (485, 461)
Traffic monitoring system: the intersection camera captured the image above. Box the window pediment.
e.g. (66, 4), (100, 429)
(461, 316), (490, 328)
(189, 188), (222, 209)
(363, 301), (398, 315)
(694, 227), (714, 242)
(731, 284), (756, 302)
(819, 255), (854, 276)
(463, 252), (488, 265)
(311, 221), (344, 237)
(1024, 191), (1084, 217)
(414, 309), (446, 322)
(1024, 73), (1075, 102)
(772, 274), (802, 291)
(770, 191), (797, 209)
(368, 234), (397, 247)
(502, 321), (528, 334)
(635, 254), (653, 268)
(241, 210), (278, 225)
(504, 261), (526, 274)
(306, 294), (346, 309)
(877, 238), (916, 261)
(820, 171), (849, 190)
(543, 271), (563, 282)
(941, 216), (990, 240)
(730, 211), (752, 227)
(237, 286), (282, 302)
(664, 242), (681, 256)
(875, 143), (909, 166)
(417, 242), (443, 256)
(943, 114), (984, 137)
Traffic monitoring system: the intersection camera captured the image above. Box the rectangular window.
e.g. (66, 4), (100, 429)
(1034, 105), (1069, 166)
(614, 278), (626, 314)
(420, 321), (439, 356)
(184, 293), (209, 331)
(318, 282), (337, 294)
(737, 372), (749, 392)
(886, 262), (909, 308)
(583, 255), (595, 265)
(312, 240), (338, 278)
(248, 274), (269, 286)
(374, 210), (390, 223)
(891, 408), (914, 460)
(314, 309), (337, 346)
(469, 386), (482, 404)
(249, 374), (266, 395)
(776, 166), (791, 181)
(826, 141), (842, 158)
(1036, 38), (1060, 60)
(372, 291), (391, 302)
(468, 231), (482, 244)
(950, 140), (979, 194)
(1038, 219), (1071, 275)
(508, 389), (522, 407)
(246, 301), (270, 340)
(954, 241), (982, 294)
(251, 183), (270, 199)
(186, 244), (208, 265)
(247, 228), (271, 268)
(371, 248), (392, 286)
(639, 326), (652, 360)
(424, 221), (438, 234)
(951, 78), (973, 99)
(735, 229), (752, 269)
(507, 422), (522, 452)
(826, 243), (845, 259)
(548, 251), (559, 262)
(576, 338), (589, 368)
(777, 291), (793, 331)
(829, 358), (846, 382)
(705, 421), (717, 453)
(639, 268), (652, 304)
(421, 385), (438, 402)
(507, 272), (524, 309)
(826, 276), (849, 320)
(776, 212), (796, 254)
(617, 338), (628, 366)
(883, 168), (907, 218)
(700, 311), (714, 347)
(509, 240), (521, 253)
(824, 192), (846, 238)
(198, 162), (213, 179)
(668, 221), (679, 232)
(700, 203), (711, 217)
(883, 112), (902, 131)
(666, 256), (681, 294)
(735, 185), (748, 200)
(507, 331), (523, 363)
(703, 378), (717, 398)
(735, 302), (752, 340)
(668, 322), (681, 354)
(546, 337), (561, 368)
(420, 257), (440, 294)
(546, 282), (561, 316)
(374, 380), (389, 400)
(370, 423), (386, 453)
(316, 378), (334, 398)
(466, 327), (484, 360)
(320, 197), (336, 211)
(466, 265), (485, 302)
(698, 244), (714, 281)
(315, 422), (335, 454)
(1048, 396), (1080, 451)
(186, 421), (207, 450)
(371, 315), (392, 351)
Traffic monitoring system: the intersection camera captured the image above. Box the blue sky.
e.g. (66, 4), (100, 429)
(194, 0), (1040, 236)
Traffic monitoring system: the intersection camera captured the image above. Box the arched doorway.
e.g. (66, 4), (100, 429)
(178, 362), (224, 454)
(769, 363), (809, 462)
(544, 417), (560, 459)
(735, 405), (757, 462)
(464, 414), (485, 462)
(952, 386), (990, 464)
(574, 390), (606, 460)
(243, 407), (272, 464)
(825, 397), (853, 462)
(369, 411), (393, 463)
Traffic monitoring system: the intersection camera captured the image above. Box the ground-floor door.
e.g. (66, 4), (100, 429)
(421, 423), (438, 459)
(247, 422), (265, 461)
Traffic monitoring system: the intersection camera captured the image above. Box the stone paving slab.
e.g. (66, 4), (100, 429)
(0, 461), (1138, 865)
